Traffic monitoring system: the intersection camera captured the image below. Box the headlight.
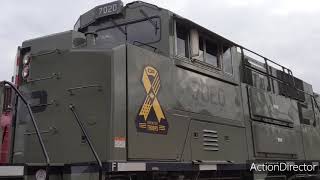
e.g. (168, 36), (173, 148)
(22, 66), (29, 79)
(22, 53), (31, 65)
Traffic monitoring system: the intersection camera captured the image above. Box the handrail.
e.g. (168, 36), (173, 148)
(69, 104), (103, 180)
(243, 64), (313, 98)
(244, 64), (289, 87)
(240, 48), (320, 120)
(312, 96), (320, 114)
(240, 47), (297, 94)
(66, 84), (102, 95)
(240, 46), (303, 96)
(0, 81), (50, 180)
(241, 46), (291, 72)
(133, 41), (158, 52)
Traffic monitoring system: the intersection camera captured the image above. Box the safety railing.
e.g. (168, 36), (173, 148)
(239, 46), (320, 119)
(239, 47), (306, 98)
(312, 96), (320, 115)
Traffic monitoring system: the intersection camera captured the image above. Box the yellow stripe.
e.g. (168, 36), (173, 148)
(152, 74), (159, 86)
(154, 80), (160, 94)
(142, 70), (152, 93)
(153, 77), (160, 89)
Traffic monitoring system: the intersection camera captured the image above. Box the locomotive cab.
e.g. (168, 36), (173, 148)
(74, 1), (166, 55)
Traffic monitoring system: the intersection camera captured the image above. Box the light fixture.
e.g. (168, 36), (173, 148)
(22, 66), (29, 79)
(22, 53), (31, 65)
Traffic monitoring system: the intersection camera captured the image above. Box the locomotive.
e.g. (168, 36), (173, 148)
(0, 1), (319, 179)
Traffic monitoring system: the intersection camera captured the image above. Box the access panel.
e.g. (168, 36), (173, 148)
(248, 87), (299, 125)
(188, 120), (247, 163)
(251, 121), (302, 158)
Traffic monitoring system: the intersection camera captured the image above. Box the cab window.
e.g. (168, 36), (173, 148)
(198, 37), (204, 61)
(175, 22), (233, 75)
(196, 38), (219, 67)
(127, 17), (161, 44)
(176, 23), (189, 58)
(96, 18), (161, 48)
(205, 40), (219, 67)
(96, 26), (126, 48)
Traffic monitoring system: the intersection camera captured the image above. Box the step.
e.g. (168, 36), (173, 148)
(0, 165), (24, 179)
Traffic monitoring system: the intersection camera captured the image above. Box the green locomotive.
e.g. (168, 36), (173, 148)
(0, 1), (319, 179)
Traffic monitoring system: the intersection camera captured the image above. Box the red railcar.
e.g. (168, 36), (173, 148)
(0, 86), (13, 164)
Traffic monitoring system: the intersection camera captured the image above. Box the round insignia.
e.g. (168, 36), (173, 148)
(35, 169), (47, 180)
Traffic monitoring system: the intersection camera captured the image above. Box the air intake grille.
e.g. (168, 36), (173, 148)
(203, 129), (219, 151)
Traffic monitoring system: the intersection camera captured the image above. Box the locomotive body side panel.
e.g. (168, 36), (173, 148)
(301, 84), (320, 160)
(109, 44), (127, 161)
(248, 87), (299, 125)
(13, 49), (112, 164)
(242, 63), (306, 160)
(186, 120), (247, 163)
(127, 44), (190, 160)
(251, 121), (301, 158)
(127, 44), (248, 163)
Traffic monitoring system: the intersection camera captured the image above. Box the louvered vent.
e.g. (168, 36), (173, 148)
(203, 129), (219, 151)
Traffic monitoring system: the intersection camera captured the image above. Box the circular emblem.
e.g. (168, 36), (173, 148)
(35, 169), (47, 180)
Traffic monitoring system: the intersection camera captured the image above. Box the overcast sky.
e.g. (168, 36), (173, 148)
(1, 0), (319, 91)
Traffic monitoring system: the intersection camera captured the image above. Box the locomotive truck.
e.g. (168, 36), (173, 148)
(0, 1), (320, 179)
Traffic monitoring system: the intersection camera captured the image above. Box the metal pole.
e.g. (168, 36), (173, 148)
(69, 104), (103, 180)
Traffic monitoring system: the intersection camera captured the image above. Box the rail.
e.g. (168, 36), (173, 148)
(69, 104), (103, 180)
(240, 47), (299, 97)
(66, 84), (102, 95)
(312, 96), (320, 115)
(0, 81), (50, 180)
(133, 41), (158, 52)
(239, 47), (320, 122)
(27, 73), (60, 83)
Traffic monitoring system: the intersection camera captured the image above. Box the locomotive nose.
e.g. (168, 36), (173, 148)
(12, 42), (115, 164)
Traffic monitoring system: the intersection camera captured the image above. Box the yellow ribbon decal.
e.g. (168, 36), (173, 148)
(139, 66), (165, 122)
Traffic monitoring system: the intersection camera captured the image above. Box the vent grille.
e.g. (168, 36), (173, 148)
(203, 129), (219, 151)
